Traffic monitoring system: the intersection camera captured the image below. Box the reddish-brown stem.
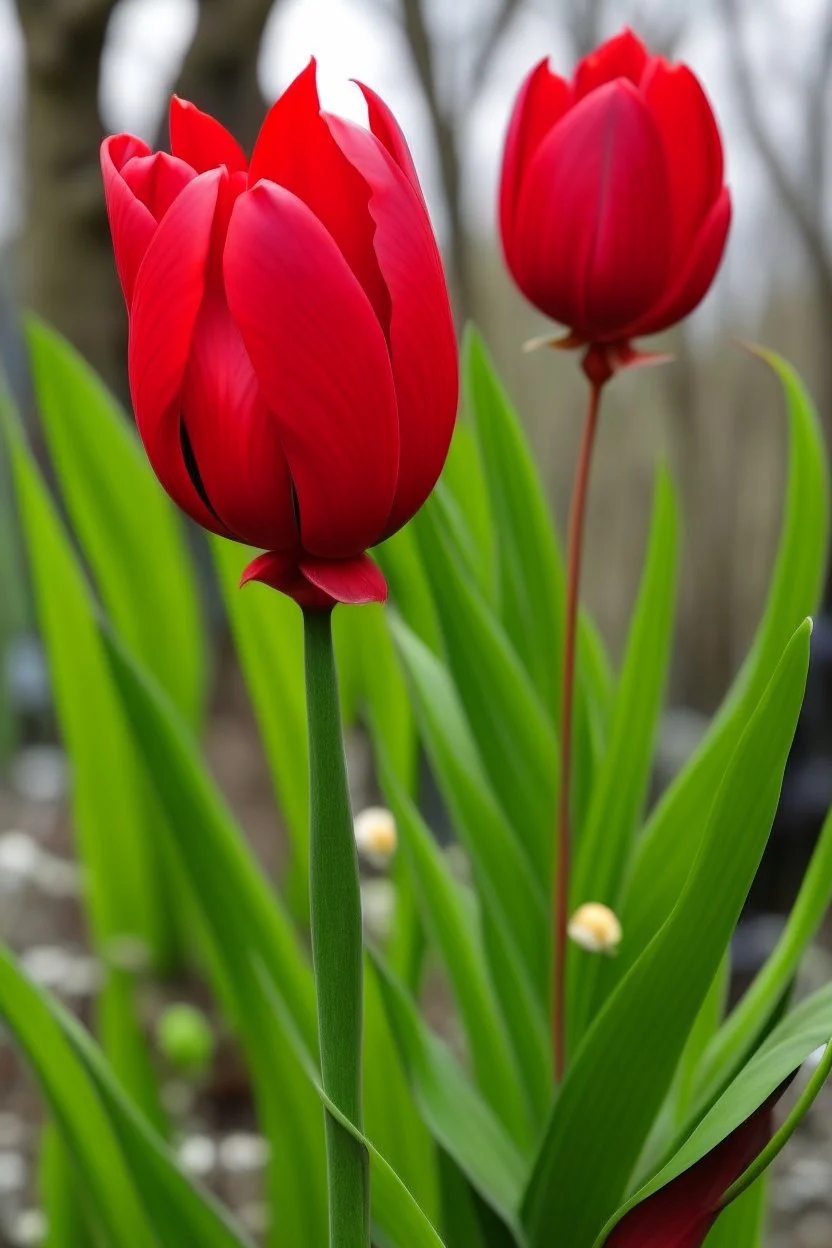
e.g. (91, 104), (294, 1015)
(553, 377), (604, 1083)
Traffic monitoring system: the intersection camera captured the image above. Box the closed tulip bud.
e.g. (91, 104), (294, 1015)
(101, 61), (457, 610)
(568, 902), (622, 956)
(499, 29), (731, 378)
(354, 806), (397, 868)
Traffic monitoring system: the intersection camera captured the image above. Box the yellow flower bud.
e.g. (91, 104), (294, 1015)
(567, 902), (622, 956)
(353, 806), (397, 868)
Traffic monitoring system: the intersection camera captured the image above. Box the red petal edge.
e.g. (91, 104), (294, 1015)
(241, 551), (388, 610)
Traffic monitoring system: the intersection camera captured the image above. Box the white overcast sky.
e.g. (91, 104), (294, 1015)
(0, 0), (829, 326)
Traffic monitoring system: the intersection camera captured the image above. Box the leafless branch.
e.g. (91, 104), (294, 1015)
(720, 0), (832, 305)
(468, 0), (525, 100)
(166, 0), (277, 152)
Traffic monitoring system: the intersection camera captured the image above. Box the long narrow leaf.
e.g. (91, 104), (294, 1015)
(601, 351), (829, 1010)
(523, 621), (811, 1248)
(0, 948), (153, 1248)
(568, 466), (679, 1049)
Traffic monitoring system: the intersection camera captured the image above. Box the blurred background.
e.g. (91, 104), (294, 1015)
(1, 0), (832, 1244)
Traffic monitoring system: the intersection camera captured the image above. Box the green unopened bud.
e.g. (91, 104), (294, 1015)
(156, 1004), (215, 1077)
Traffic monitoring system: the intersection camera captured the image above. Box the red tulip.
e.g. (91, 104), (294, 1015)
(499, 28), (731, 376)
(101, 62), (457, 609)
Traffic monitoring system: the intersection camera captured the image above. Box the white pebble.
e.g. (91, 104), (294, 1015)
(0, 1151), (26, 1192)
(20, 947), (71, 989)
(10, 1209), (47, 1246)
(34, 854), (79, 899)
(218, 1132), (270, 1173)
(62, 956), (102, 998)
(10, 747), (67, 804)
(0, 832), (40, 881)
(177, 1135), (217, 1177)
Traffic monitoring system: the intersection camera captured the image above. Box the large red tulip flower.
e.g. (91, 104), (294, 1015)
(101, 61), (457, 610)
(499, 28), (731, 377)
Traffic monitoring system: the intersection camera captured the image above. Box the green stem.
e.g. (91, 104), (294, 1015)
(303, 608), (370, 1248)
(719, 1038), (832, 1209)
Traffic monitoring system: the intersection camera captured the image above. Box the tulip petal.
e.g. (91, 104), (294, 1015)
(629, 187), (731, 337)
(129, 168), (231, 536)
(514, 80), (671, 339)
(224, 180), (399, 558)
(241, 550), (387, 609)
(101, 135), (157, 306)
(119, 151), (197, 222)
(326, 115), (458, 534)
(248, 59), (389, 329)
(499, 59), (572, 263)
(169, 95), (248, 174)
(574, 28), (650, 97)
(604, 1092), (778, 1248)
(355, 81), (426, 206)
(641, 60), (724, 265)
(180, 289), (298, 550)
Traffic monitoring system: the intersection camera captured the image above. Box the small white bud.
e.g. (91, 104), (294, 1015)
(567, 902), (622, 956)
(353, 807), (397, 868)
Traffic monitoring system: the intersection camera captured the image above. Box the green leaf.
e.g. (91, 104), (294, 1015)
(388, 615), (550, 1107)
(412, 495), (556, 883)
(347, 602), (418, 794)
(258, 959), (448, 1248)
(461, 326), (613, 830)
(2, 389), (168, 1117)
(39, 1125), (95, 1248)
(702, 1177), (767, 1248)
(58, 998), (254, 1247)
(368, 953), (528, 1244)
(599, 980), (832, 1243)
(568, 466), (679, 1050)
(523, 621), (811, 1248)
(363, 964), (441, 1226)
(99, 628), (328, 1248)
(439, 421), (495, 602)
(378, 753), (532, 1150)
(375, 524), (441, 653)
(26, 315), (204, 725)
(600, 350), (829, 1008)
(697, 799), (832, 1102)
(461, 326), (562, 720)
(212, 538), (311, 920)
(0, 947), (153, 1248)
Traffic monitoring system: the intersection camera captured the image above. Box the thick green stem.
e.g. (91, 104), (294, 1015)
(303, 608), (369, 1248)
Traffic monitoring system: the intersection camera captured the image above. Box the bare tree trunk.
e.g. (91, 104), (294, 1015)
(15, 0), (124, 394)
(161, 0), (276, 155)
(14, 0), (277, 398)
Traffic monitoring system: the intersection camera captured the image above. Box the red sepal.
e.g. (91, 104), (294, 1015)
(241, 551), (388, 610)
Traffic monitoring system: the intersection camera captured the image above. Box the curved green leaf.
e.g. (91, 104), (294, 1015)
(368, 954), (528, 1244)
(379, 754), (532, 1150)
(412, 495), (556, 881)
(523, 621), (811, 1248)
(0, 948), (153, 1248)
(598, 981), (832, 1243)
(595, 349), (829, 1011)
(568, 466), (679, 1050)
(26, 315), (204, 724)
